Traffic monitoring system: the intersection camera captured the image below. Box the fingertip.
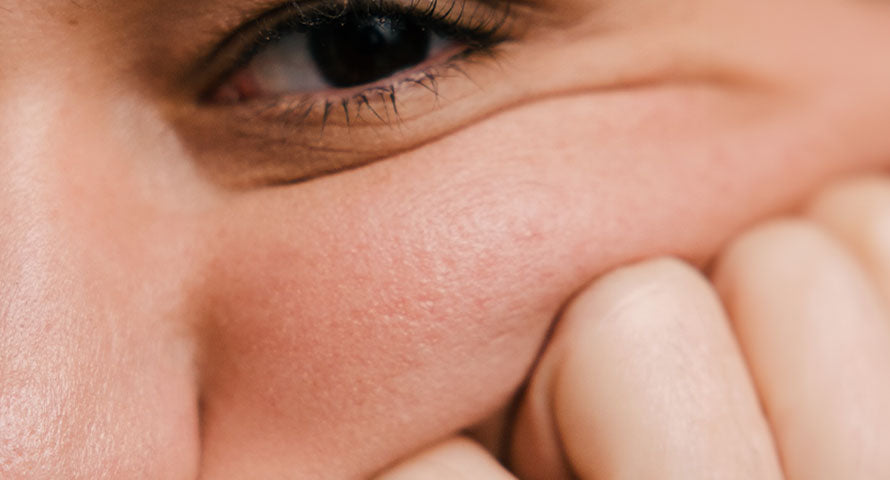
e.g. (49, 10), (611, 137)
(562, 256), (718, 327)
(548, 257), (780, 479)
(376, 437), (516, 480)
(710, 214), (890, 479)
(511, 257), (716, 480)
(712, 219), (835, 301)
(805, 174), (890, 299)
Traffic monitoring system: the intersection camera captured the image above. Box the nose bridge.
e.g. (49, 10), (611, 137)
(0, 70), (116, 275)
(0, 5), (158, 223)
(0, 42), (136, 386)
(0, 82), (90, 473)
(0, 77), (78, 289)
(0, 19), (209, 349)
(0, 42), (203, 274)
(0, 34), (204, 476)
(0, 9), (213, 316)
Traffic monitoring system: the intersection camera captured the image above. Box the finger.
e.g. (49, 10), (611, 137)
(713, 220), (890, 479)
(375, 436), (516, 480)
(509, 332), (572, 480)
(511, 258), (782, 480)
(806, 175), (890, 302)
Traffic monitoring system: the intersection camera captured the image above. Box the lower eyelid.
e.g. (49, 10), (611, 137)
(174, 41), (515, 186)
(267, 43), (492, 126)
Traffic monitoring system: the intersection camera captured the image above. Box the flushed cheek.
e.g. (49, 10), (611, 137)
(198, 166), (587, 477)
(197, 85), (888, 477)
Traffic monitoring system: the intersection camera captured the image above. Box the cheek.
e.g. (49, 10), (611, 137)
(197, 84), (885, 476)
(199, 158), (588, 476)
(211, 174), (576, 380)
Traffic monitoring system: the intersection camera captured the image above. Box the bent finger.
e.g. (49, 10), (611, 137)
(713, 220), (890, 479)
(511, 258), (782, 479)
(375, 437), (516, 480)
(806, 175), (890, 303)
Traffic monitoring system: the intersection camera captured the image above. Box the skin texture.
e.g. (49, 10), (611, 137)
(1, 0), (890, 478)
(510, 258), (784, 480)
(715, 226), (890, 480)
(493, 179), (890, 479)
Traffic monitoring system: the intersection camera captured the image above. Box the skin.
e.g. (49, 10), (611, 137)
(1, 0), (889, 478)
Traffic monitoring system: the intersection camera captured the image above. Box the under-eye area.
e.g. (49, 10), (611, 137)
(172, 0), (533, 187)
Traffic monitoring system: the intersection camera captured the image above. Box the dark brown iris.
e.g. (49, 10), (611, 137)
(308, 15), (432, 88)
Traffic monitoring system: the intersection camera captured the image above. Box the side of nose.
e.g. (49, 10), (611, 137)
(0, 52), (205, 479)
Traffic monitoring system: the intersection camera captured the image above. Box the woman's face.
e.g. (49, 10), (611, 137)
(2, 0), (890, 478)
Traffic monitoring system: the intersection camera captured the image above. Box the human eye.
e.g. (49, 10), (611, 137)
(178, 0), (526, 187)
(205, 0), (512, 102)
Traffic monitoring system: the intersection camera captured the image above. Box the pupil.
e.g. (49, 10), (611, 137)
(308, 15), (432, 88)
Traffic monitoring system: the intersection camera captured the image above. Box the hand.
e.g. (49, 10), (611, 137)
(376, 174), (890, 479)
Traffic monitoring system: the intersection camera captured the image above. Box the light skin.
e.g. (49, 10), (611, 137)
(1, 0), (889, 479)
(511, 179), (890, 479)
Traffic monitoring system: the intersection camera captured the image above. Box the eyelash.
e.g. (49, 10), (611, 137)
(201, 0), (514, 127)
